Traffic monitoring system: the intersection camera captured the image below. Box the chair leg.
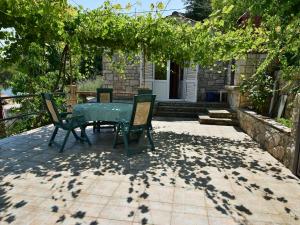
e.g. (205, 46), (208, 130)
(49, 127), (59, 146)
(71, 129), (80, 140)
(146, 129), (155, 151)
(150, 122), (153, 130)
(60, 130), (71, 153)
(97, 122), (101, 133)
(113, 130), (119, 149)
(81, 126), (91, 146)
(93, 122), (96, 133)
(135, 130), (143, 143)
(123, 133), (131, 156)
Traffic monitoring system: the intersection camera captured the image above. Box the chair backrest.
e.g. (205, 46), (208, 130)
(129, 94), (156, 128)
(96, 88), (113, 103)
(41, 93), (61, 124)
(138, 89), (153, 95)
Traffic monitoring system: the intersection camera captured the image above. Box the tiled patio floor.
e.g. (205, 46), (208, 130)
(0, 118), (300, 225)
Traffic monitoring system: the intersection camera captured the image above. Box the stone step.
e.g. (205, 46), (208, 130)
(157, 102), (229, 108)
(198, 115), (239, 126)
(208, 109), (237, 119)
(155, 111), (198, 118)
(157, 106), (207, 113)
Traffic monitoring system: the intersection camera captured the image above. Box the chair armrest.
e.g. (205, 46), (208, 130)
(65, 114), (86, 127)
(60, 112), (72, 119)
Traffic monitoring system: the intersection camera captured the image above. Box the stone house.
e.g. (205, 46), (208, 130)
(101, 12), (266, 104)
(102, 12), (228, 103)
(102, 57), (228, 103)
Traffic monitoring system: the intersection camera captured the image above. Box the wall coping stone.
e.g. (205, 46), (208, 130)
(225, 85), (239, 91)
(238, 108), (291, 134)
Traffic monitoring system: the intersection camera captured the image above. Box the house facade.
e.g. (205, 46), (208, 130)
(102, 57), (227, 103)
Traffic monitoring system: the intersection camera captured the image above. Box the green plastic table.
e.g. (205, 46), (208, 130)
(73, 103), (133, 122)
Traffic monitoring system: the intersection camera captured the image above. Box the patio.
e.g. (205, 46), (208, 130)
(0, 118), (299, 225)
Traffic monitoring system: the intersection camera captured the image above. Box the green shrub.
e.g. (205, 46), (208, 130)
(276, 118), (292, 128)
(77, 77), (103, 92)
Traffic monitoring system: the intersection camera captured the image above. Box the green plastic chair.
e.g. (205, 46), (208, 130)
(113, 94), (156, 156)
(137, 89), (153, 95)
(93, 88), (116, 132)
(138, 89), (154, 130)
(42, 93), (91, 152)
(96, 88), (113, 103)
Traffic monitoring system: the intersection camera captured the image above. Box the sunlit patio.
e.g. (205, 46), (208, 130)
(0, 118), (300, 225)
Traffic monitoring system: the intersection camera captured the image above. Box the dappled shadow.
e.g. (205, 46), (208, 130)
(0, 125), (300, 224)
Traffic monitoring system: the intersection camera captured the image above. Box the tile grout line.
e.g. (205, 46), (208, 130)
(169, 181), (176, 225)
(95, 179), (122, 219)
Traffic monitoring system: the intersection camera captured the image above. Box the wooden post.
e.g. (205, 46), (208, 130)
(292, 93), (300, 177)
(66, 85), (77, 112)
(0, 98), (6, 137)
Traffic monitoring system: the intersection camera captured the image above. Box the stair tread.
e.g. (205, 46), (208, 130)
(207, 109), (236, 114)
(199, 115), (237, 121)
(157, 111), (197, 115)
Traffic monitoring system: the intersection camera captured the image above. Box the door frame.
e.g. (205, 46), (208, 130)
(152, 61), (170, 101)
(152, 61), (198, 102)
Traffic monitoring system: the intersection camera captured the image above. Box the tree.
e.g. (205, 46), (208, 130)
(209, 0), (300, 111)
(184, 0), (212, 21)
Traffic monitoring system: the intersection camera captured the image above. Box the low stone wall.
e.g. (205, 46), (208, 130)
(237, 109), (294, 170)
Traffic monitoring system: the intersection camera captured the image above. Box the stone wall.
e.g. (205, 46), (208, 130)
(102, 57), (141, 96)
(197, 62), (227, 101)
(226, 54), (266, 109)
(237, 109), (294, 170)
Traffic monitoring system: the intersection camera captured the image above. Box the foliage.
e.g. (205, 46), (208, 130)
(240, 72), (274, 113)
(184, 0), (212, 21)
(210, 0), (300, 109)
(77, 77), (104, 92)
(0, 0), (299, 135)
(276, 118), (292, 128)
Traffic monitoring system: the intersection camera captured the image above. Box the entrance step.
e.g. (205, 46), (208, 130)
(198, 115), (239, 126)
(155, 101), (229, 118)
(156, 111), (198, 118)
(158, 106), (207, 113)
(208, 109), (237, 119)
(158, 102), (229, 108)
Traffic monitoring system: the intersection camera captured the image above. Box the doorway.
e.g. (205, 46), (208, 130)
(169, 62), (184, 99)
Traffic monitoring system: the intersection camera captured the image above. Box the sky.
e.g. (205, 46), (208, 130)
(68, 0), (186, 15)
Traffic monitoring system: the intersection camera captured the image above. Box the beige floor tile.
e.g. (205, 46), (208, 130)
(99, 205), (136, 222)
(139, 200), (173, 212)
(76, 193), (110, 205)
(173, 204), (207, 216)
(68, 202), (105, 218)
(173, 187), (206, 207)
(171, 212), (209, 225)
(134, 209), (172, 225)
(84, 180), (120, 196)
(208, 216), (239, 225)
(107, 197), (139, 208)
(1, 120), (300, 225)
(143, 185), (174, 203)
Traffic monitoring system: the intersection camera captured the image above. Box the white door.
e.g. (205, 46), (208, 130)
(184, 65), (198, 102)
(153, 61), (170, 101)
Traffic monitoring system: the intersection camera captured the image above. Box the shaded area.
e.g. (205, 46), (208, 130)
(0, 124), (300, 224)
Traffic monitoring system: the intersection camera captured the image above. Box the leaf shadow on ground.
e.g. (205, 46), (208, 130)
(0, 127), (300, 224)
